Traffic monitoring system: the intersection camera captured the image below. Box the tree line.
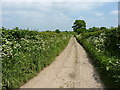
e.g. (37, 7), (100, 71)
(72, 20), (119, 34)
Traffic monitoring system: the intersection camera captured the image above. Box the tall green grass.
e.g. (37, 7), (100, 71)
(2, 28), (72, 89)
(76, 28), (120, 88)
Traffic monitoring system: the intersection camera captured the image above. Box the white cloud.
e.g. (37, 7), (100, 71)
(2, 2), (105, 29)
(95, 12), (104, 16)
(2, 2), (73, 30)
(110, 10), (118, 15)
(2, 0), (119, 2)
(51, 12), (71, 23)
(2, 1), (118, 30)
(2, 2), (105, 13)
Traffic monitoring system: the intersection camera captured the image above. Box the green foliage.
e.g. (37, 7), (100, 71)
(72, 20), (86, 34)
(55, 29), (60, 33)
(76, 27), (120, 88)
(100, 27), (107, 30)
(14, 27), (19, 30)
(2, 28), (71, 89)
(75, 28), (86, 34)
(118, 25), (120, 30)
(87, 26), (109, 33)
(88, 27), (100, 32)
(104, 28), (120, 58)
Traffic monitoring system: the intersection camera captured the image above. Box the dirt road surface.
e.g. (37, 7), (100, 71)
(21, 37), (104, 88)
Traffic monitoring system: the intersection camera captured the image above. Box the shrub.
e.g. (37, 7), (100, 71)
(76, 28), (120, 88)
(2, 28), (71, 89)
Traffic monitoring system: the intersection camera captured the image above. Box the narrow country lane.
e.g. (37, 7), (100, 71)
(21, 37), (104, 88)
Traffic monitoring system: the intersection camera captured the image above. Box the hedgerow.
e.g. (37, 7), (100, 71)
(76, 28), (120, 88)
(1, 28), (71, 89)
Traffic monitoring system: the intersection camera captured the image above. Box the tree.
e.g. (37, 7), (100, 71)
(2, 27), (6, 30)
(55, 29), (60, 33)
(100, 27), (107, 30)
(72, 20), (86, 34)
(118, 25), (120, 30)
(89, 27), (99, 32)
(14, 27), (19, 30)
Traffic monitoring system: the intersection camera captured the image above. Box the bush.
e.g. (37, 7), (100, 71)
(2, 28), (71, 89)
(55, 29), (60, 33)
(76, 28), (120, 88)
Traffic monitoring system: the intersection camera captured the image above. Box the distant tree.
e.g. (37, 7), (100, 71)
(14, 27), (19, 30)
(76, 28), (86, 34)
(46, 30), (50, 32)
(2, 27), (6, 30)
(100, 27), (107, 30)
(65, 30), (68, 32)
(72, 20), (86, 34)
(89, 27), (99, 32)
(118, 25), (120, 30)
(55, 29), (60, 33)
(110, 27), (114, 29)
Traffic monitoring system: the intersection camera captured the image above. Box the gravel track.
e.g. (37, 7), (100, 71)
(21, 37), (104, 88)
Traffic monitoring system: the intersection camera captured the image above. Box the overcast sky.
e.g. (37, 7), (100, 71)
(1, 0), (119, 31)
